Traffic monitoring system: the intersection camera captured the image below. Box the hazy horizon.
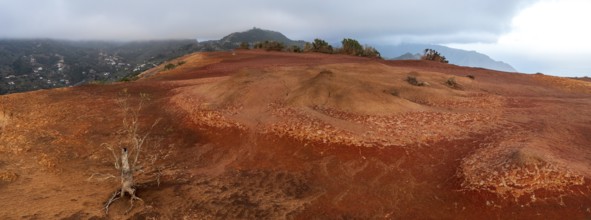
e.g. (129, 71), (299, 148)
(0, 0), (589, 77)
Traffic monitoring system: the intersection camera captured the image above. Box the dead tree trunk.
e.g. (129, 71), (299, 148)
(120, 147), (142, 205)
(102, 91), (161, 215)
(104, 148), (143, 214)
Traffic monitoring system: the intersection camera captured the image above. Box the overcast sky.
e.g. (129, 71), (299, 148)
(0, 0), (588, 76)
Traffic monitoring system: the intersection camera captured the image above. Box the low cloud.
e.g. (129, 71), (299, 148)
(10, 0), (588, 76)
(448, 0), (591, 76)
(0, 0), (535, 43)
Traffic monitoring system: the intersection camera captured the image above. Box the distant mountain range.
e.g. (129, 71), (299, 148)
(0, 28), (518, 95)
(378, 44), (517, 72)
(212, 29), (518, 74)
(0, 28), (304, 94)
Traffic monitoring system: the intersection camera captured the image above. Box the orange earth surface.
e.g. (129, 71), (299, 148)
(1, 50), (591, 219)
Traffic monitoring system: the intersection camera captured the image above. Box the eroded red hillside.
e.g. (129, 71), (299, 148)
(1, 50), (591, 219)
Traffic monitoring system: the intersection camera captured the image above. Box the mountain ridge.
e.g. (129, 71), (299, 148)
(379, 43), (517, 72)
(220, 27), (305, 45)
(0, 28), (520, 95)
(198, 27), (306, 51)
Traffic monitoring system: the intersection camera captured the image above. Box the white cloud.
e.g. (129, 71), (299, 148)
(0, 0), (533, 42)
(448, 0), (591, 76)
(3, 0), (588, 76)
(500, 0), (591, 54)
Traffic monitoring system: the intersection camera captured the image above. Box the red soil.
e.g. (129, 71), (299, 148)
(1, 50), (591, 219)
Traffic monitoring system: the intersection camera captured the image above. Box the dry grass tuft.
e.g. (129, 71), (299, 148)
(0, 170), (18, 183)
(38, 153), (57, 169)
(406, 76), (428, 86)
(445, 77), (462, 90)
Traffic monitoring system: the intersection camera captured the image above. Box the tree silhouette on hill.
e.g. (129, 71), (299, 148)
(421, 48), (448, 63)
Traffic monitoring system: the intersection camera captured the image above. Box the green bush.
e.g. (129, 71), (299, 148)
(341, 38), (363, 56)
(253, 41), (285, 51)
(239, 42), (250, 50)
(311, 38), (333, 54)
(119, 75), (138, 82)
(303, 42), (313, 52)
(287, 45), (302, 53)
(164, 63), (176, 70)
(421, 49), (448, 63)
(337, 38), (381, 58)
(362, 46), (381, 58)
(265, 41), (285, 51)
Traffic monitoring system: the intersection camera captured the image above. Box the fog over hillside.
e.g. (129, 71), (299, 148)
(0, 28), (524, 94)
(0, 0), (589, 76)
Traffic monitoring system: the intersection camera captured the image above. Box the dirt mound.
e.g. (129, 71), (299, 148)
(173, 63), (426, 116)
(286, 68), (421, 114)
(459, 140), (585, 199)
(169, 61), (504, 147)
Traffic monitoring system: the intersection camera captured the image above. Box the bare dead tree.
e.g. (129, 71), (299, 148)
(103, 90), (161, 215)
